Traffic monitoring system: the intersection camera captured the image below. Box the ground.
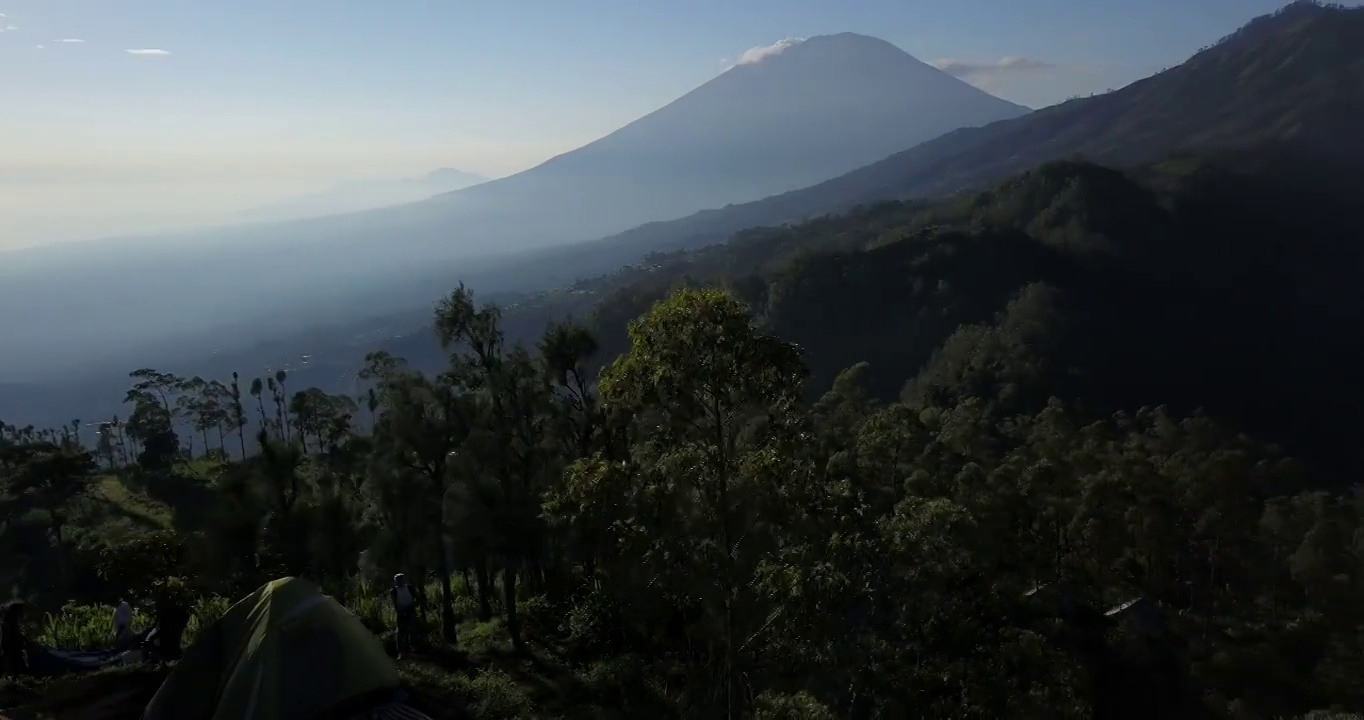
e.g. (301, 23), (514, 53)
(0, 628), (671, 720)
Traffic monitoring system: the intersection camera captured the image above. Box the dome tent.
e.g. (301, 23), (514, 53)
(142, 576), (405, 720)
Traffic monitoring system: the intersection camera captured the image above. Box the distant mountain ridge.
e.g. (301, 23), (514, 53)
(572, 1), (1364, 262)
(240, 168), (490, 222)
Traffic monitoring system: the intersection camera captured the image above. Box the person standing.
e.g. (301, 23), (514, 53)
(390, 573), (416, 659)
(154, 592), (190, 661)
(0, 601), (30, 677)
(113, 598), (134, 647)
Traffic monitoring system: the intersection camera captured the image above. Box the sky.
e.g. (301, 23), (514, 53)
(0, 0), (1331, 250)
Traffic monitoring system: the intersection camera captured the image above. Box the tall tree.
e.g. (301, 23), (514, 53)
(585, 287), (806, 717)
(362, 350), (472, 643)
(229, 373), (249, 460)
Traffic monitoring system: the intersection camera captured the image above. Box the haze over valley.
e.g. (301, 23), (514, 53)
(3, 1), (1360, 430)
(2, 30), (1033, 387)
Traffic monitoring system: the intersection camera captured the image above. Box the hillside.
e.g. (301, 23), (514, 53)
(239, 168), (492, 223)
(0, 33), (1026, 391)
(571, 1), (1364, 260)
(514, 147), (1361, 482)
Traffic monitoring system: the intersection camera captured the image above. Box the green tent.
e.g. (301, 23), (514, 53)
(142, 577), (401, 720)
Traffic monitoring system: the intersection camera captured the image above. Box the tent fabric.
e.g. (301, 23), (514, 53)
(142, 577), (400, 720)
(342, 700), (437, 720)
(26, 644), (128, 674)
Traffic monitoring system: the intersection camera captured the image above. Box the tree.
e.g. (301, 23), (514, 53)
(273, 370), (291, 443)
(539, 319), (602, 458)
(434, 285), (563, 650)
(2, 440), (96, 553)
(363, 349), (472, 643)
(249, 377), (268, 439)
(229, 373), (249, 460)
(123, 369), (186, 468)
(290, 388), (357, 454)
(592, 287), (806, 718)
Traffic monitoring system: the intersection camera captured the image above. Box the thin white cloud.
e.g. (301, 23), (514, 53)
(736, 37), (805, 66)
(35, 44), (44, 50)
(930, 56), (1057, 79)
(126, 48), (170, 56)
(54, 38), (85, 43)
(3, 25), (17, 32)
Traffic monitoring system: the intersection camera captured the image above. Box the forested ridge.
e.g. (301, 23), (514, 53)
(562, 150), (1364, 483)
(4, 148), (1364, 716)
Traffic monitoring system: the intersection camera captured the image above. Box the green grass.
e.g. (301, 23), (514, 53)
(4, 459), (223, 566)
(19, 583), (666, 719)
(67, 476), (175, 543)
(0, 473), (174, 602)
(33, 595), (231, 650)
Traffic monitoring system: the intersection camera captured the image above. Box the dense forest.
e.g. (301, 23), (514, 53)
(3, 148), (1363, 717)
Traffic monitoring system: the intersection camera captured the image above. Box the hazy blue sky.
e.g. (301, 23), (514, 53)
(0, 0), (1327, 248)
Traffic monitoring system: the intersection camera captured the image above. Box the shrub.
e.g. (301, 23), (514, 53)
(34, 593), (230, 651)
(401, 665), (533, 720)
(464, 668), (534, 719)
(753, 691), (838, 720)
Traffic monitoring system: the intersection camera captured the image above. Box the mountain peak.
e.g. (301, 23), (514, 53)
(802, 32), (912, 51)
(420, 168), (488, 185)
(1211, 0), (1355, 49)
(730, 31), (932, 70)
(415, 29), (1027, 254)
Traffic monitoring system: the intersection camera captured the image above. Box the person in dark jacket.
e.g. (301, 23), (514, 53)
(390, 573), (417, 659)
(0, 601), (30, 677)
(153, 592), (191, 661)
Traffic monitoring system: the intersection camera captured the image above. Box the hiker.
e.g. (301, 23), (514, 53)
(391, 573), (417, 659)
(113, 598), (134, 647)
(0, 601), (30, 677)
(154, 593), (190, 661)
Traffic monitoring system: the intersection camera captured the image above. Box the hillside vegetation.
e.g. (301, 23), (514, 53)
(561, 150), (1364, 484)
(4, 154), (1364, 714)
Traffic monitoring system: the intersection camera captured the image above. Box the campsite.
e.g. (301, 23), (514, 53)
(0, 576), (567, 720)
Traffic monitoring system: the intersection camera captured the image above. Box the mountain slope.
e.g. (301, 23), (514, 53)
(239, 168), (490, 222)
(381, 32), (1028, 253)
(565, 150), (1364, 482)
(579, 1), (1364, 260)
(446, 34), (1027, 225)
(0, 32), (1027, 386)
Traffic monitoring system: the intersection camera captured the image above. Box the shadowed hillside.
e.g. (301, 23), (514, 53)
(561, 150), (1364, 482)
